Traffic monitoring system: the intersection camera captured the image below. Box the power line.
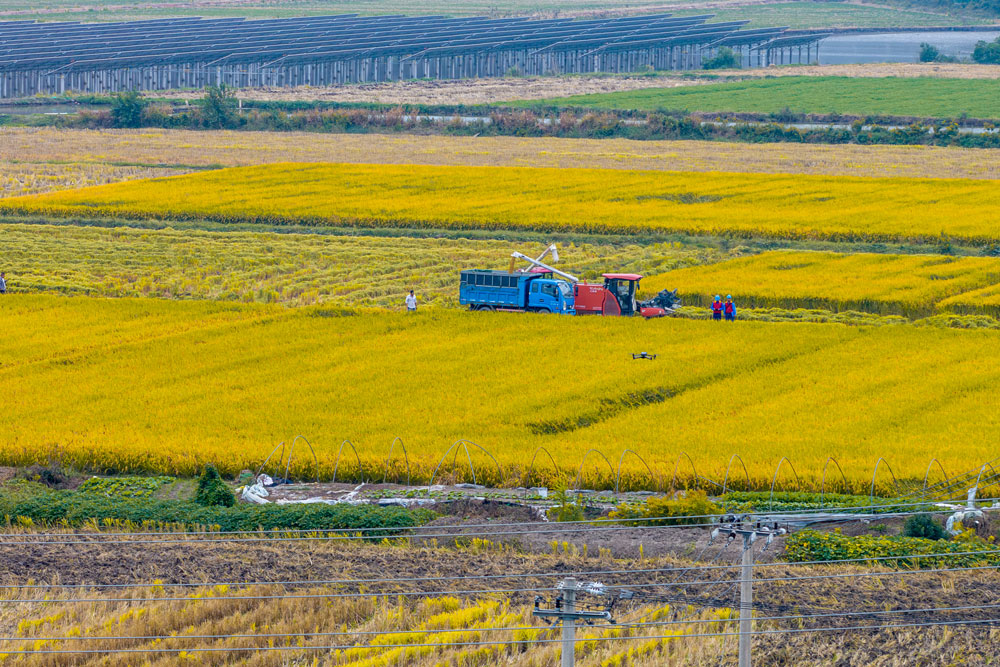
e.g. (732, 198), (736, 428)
(7, 541), (1000, 592)
(5, 559), (1000, 606)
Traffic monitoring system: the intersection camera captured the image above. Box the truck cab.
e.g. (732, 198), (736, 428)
(527, 277), (574, 313)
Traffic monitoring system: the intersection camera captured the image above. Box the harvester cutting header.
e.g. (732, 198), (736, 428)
(459, 245), (679, 318)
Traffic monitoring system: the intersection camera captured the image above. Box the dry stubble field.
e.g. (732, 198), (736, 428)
(5, 127), (1000, 200)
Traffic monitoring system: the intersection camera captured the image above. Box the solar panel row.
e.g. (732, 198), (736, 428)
(0, 13), (828, 98)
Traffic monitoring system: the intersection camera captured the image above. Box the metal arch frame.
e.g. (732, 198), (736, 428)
(381, 436), (411, 487)
(283, 435), (319, 484)
(669, 451), (700, 492)
(721, 454), (750, 497)
(572, 448), (615, 492)
(767, 457), (801, 512)
(614, 449), (659, 495)
(524, 446), (561, 490)
(331, 439), (366, 485)
(429, 439), (503, 487)
(255, 441), (285, 480)
(868, 457), (900, 513)
(921, 458), (949, 493)
(819, 457), (848, 506)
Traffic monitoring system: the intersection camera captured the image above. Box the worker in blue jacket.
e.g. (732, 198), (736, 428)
(724, 295), (736, 321)
(711, 295), (723, 320)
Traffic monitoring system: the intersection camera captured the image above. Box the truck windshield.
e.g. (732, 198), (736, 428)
(558, 282), (572, 298)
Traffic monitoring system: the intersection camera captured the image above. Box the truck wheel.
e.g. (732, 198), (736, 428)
(528, 307), (551, 314)
(478, 305), (494, 312)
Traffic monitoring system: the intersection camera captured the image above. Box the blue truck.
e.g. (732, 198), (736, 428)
(459, 269), (574, 314)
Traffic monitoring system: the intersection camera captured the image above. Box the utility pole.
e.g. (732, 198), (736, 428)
(561, 577), (577, 667)
(738, 532), (754, 667)
(713, 515), (786, 667)
(533, 577), (614, 667)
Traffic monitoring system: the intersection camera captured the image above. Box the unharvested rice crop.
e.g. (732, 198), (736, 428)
(0, 223), (724, 307)
(641, 251), (1000, 318)
(6, 127), (1000, 181)
(5, 163), (1000, 244)
(2, 295), (999, 492)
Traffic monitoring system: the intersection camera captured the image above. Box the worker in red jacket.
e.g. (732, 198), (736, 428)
(711, 295), (723, 321)
(724, 295), (737, 321)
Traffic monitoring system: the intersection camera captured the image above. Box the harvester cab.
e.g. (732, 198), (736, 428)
(575, 274), (670, 318)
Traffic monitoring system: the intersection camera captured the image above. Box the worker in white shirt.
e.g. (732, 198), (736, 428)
(405, 289), (417, 312)
(0, 272), (6, 294)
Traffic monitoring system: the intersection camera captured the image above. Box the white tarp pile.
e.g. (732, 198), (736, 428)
(239, 474), (273, 504)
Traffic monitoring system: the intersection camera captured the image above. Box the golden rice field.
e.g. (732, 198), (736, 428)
(5, 163), (1000, 245)
(0, 223), (722, 307)
(4, 128), (1000, 186)
(2, 294), (999, 493)
(641, 251), (1000, 318)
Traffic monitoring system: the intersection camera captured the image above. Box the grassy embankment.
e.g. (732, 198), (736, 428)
(512, 76), (1000, 119)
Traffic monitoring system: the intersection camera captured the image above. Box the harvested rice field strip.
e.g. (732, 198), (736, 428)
(6, 163), (1000, 244)
(641, 251), (1000, 317)
(3, 294), (1000, 492)
(5, 128), (1000, 182)
(0, 161), (187, 197)
(0, 223), (725, 307)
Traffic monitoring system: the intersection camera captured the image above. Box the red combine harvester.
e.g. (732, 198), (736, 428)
(573, 273), (672, 319)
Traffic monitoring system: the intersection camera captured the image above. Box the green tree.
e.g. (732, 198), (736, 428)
(110, 91), (147, 128)
(918, 42), (940, 62)
(973, 37), (1000, 64)
(703, 47), (739, 70)
(198, 84), (240, 129)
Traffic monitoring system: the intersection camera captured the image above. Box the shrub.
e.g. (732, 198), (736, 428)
(703, 47), (739, 70)
(195, 464), (235, 507)
(610, 490), (720, 526)
(973, 37), (1000, 64)
(197, 84), (240, 129)
(0, 489), (432, 533)
(786, 529), (998, 568)
(918, 43), (940, 63)
(547, 486), (584, 522)
(110, 91), (147, 128)
(903, 514), (947, 540)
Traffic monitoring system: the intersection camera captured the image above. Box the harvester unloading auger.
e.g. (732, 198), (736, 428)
(459, 244), (680, 318)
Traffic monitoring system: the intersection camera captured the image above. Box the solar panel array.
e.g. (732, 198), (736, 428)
(0, 14), (828, 98)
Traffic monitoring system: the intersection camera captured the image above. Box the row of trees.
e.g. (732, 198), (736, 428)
(919, 35), (1000, 64)
(111, 84), (238, 129)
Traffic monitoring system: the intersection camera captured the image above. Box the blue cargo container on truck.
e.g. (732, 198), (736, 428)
(459, 269), (574, 314)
